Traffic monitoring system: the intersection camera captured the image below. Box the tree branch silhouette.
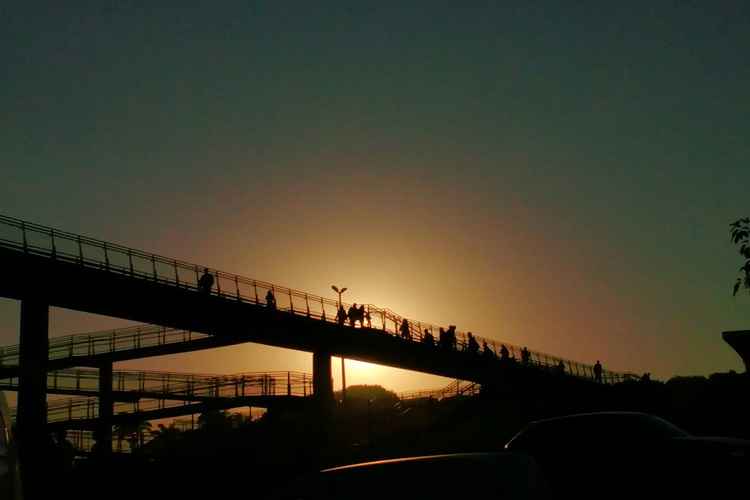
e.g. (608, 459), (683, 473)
(730, 217), (750, 296)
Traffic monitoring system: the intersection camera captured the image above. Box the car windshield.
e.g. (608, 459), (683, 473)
(633, 414), (689, 439)
(507, 413), (690, 451)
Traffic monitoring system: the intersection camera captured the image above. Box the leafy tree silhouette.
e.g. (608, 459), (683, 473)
(730, 217), (750, 296)
(197, 409), (234, 431)
(114, 415), (151, 451)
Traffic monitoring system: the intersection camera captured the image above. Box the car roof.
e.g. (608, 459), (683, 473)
(529, 411), (655, 425)
(321, 452), (509, 472)
(265, 452), (548, 499)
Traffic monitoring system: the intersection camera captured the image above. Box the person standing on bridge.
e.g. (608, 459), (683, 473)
(265, 289), (277, 310)
(400, 319), (411, 340)
(358, 304), (366, 328)
(446, 325), (457, 350)
(364, 306), (371, 328)
(594, 360), (603, 383)
(482, 341), (494, 359)
(423, 328), (434, 346)
(500, 344), (510, 361)
(521, 346), (531, 364)
(347, 303), (358, 327)
(467, 332), (479, 354)
(337, 305), (347, 326)
(198, 268), (214, 293)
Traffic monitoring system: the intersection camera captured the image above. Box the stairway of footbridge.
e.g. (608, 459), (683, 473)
(62, 378), (482, 455)
(0, 214), (635, 385)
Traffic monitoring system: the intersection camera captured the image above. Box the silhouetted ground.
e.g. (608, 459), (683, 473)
(62, 371), (749, 499)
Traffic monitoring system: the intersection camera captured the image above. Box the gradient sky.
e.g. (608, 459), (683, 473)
(2, 2), (749, 393)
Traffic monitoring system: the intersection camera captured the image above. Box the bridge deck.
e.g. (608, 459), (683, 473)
(0, 214), (635, 384)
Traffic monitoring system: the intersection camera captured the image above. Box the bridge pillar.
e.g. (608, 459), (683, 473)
(312, 351), (334, 406)
(96, 362), (113, 455)
(16, 300), (49, 499)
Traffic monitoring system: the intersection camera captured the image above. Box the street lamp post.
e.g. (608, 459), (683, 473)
(331, 285), (347, 309)
(331, 285), (348, 404)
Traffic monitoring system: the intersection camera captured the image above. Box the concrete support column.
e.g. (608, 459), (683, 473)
(97, 362), (113, 455)
(312, 350), (333, 406)
(17, 300), (49, 500)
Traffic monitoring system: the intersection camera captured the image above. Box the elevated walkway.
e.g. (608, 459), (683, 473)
(0, 212), (634, 384)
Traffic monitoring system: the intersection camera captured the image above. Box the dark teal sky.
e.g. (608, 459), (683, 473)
(1, 2), (749, 385)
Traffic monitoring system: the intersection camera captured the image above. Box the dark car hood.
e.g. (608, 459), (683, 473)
(671, 435), (750, 454)
(672, 435), (750, 446)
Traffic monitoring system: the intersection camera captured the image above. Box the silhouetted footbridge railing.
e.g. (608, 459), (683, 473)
(0, 214), (637, 384)
(0, 324), (212, 367)
(399, 380), (480, 401)
(27, 370), (310, 424)
(1, 368), (313, 403)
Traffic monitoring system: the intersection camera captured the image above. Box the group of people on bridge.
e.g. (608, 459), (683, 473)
(196, 269), (607, 383)
(337, 303), (371, 328)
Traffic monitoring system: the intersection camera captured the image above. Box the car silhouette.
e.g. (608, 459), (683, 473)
(504, 411), (749, 498)
(265, 452), (549, 499)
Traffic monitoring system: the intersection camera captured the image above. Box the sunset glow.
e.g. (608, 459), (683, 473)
(1, 3), (748, 394)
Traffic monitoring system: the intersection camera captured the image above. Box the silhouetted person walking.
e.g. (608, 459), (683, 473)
(400, 319), (411, 340)
(357, 304), (366, 327)
(521, 346), (531, 364)
(198, 268), (214, 293)
(557, 360), (565, 375)
(423, 329), (434, 346)
(265, 289), (276, 309)
(482, 341), (494, 358)
(594, 360), (603, 383)
(446, 325), (457, 350)
(467, 332), (479, 354)
(53, 429), (75, 473)
(337, 305), (347, 326)
(500, 344), (510, 361)
(347, 304), (357, 326)
(364, 307), (372, 328)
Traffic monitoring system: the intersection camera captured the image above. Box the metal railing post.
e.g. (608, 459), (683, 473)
(103, 242), (110, 270)
(21, 222), (28, 253)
